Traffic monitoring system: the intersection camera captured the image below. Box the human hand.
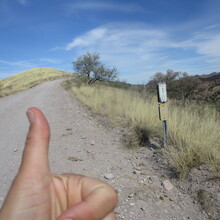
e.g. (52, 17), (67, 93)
(0, 107), (118, 220)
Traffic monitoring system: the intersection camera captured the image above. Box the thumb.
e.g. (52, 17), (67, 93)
(0, 108), (51, 218)
(19, 107), (51, 176)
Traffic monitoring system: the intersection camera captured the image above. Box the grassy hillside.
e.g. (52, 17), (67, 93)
(0, 67), (73, 97)
(63, 77), (220, 179)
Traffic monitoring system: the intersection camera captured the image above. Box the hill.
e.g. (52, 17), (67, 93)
(192, 72), (220, 104)
(145, 70), (220, 111)
(0, 67), (73, 97)
(195, 72), (220, 81)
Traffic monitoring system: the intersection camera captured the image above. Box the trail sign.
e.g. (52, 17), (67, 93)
(158, 103), (168, 121)
(157, 82), (168, 103)
(157, 82), (168, 147)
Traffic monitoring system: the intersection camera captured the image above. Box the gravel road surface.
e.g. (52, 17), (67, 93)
(0, 80), (208, 219)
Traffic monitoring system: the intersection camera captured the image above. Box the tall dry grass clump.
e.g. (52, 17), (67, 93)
(63, 79), (220, 178)
(165, 103), (220, 178)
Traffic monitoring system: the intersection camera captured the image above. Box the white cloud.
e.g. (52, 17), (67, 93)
(59, 24), (179, 82)
(64, 24), (170, 54)
(174, 31), (220, 57)
(65, 28), (107, 50)
(193, 34), (220, 57)
(67, 1), (143, 13)
(204, 24), (220, 30)
(55, 23), (220, 83)
(0, 58), (62, 68)
(39, 58), (62, 64)
(0, 60), (34, 68)
(17, 0), (29, 6)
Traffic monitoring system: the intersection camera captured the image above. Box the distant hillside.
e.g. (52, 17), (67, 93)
(194, 72), (220, 81)
(0, 67), (73, 97)
(145, 70), (220, 112)
(191, 72), (220, 103)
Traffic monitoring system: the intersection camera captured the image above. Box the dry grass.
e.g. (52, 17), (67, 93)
(165, 103), (220, 178)
(63, 79), (220, 178)
(0, 67), (72, 97)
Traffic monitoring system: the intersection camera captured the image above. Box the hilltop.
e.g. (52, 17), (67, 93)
(195, 72), (220, 81)
(0, 67), (73, 97)
(145, 70), (220, 112)
(192, 72), (220, 105)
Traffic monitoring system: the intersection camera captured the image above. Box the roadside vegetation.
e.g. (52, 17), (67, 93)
(0, 67), (72, 97)
(63, 77), (220, 179)
(146, 69), (220, 113)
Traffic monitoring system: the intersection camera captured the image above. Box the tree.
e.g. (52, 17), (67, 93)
(73, 53), (100, 79)
(73, 52), (118, 84)
(172, 76), (202, 99)
(146, 69), (202, 100)
(146, 69), (186, 90)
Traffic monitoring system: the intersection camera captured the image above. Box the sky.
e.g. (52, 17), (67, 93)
(1, 0), (220, 84)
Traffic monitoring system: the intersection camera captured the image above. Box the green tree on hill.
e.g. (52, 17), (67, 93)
(72, 52), (118, 84)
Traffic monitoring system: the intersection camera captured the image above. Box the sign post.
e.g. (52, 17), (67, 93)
(157, 82), (168, 147)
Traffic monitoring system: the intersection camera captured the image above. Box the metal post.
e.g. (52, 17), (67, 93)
(157, 82), (168, 147)
(162, 120), (168, 147)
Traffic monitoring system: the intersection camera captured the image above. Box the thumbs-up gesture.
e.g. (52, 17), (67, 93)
(0, 108), (118, 220)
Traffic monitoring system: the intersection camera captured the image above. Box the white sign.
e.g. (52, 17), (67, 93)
(157, 82), (167, 103)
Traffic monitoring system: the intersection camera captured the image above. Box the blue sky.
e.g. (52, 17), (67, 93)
(1, 0), (220, 83)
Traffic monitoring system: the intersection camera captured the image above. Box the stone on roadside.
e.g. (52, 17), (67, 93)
(104, 173), (114, 180)
(148, 175), (160, 182)
(163, 180), (174, 191)
(68, 157), (83, 162)
(128, 193), (135, 199)
(133, 170), (141, 175)
(134, 166), (141, 171)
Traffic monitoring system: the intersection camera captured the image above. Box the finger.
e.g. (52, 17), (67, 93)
(19, 107), (51, 176)
(57, 177), (118, 220)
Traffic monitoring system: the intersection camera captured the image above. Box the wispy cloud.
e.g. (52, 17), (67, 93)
(204, 24), (220, 30)
(17, 0), (29, 6)
(67, 1), (143, 13)
(184, 33), (220, 57)
(63, 24), (170, 53)
(56, 23), (220, 83)
(39, 58), (62, 64)
(0, 58), (62, 68)
(65, 28), (107, 50)
(0, 60), (35, 68)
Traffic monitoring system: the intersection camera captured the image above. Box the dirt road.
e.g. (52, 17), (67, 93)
(0, 80), (207, 219)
